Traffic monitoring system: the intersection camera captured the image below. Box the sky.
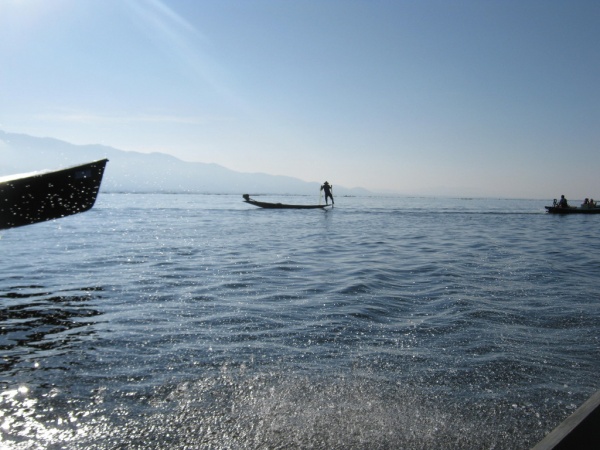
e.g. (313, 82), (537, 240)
(0, 0), (598, 198)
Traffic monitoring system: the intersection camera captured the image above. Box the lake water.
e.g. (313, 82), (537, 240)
(1, 193), (598, 449)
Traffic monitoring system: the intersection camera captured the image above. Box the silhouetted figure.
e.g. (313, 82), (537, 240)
(321, 181), (334, 205)
(558, 195), (568, 208)
(582, 197), (597, 208)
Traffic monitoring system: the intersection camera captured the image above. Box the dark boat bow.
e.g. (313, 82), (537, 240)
(0, 159), (108, 229)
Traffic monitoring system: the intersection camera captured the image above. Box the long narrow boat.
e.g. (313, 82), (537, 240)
(0, 159), (108, 230)
(545, 206), (600, 214)
(243, 194), (331, 209)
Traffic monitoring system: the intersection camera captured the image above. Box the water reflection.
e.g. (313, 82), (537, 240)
(0, 285), (103, 381)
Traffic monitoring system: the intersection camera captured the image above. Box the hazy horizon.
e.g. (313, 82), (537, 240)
(1, 129), (567, 200)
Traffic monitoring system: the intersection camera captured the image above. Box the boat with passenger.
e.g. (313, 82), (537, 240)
(545, 197), (600, 214)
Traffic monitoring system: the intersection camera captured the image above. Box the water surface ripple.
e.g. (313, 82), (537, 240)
(1, 194), (598, 449)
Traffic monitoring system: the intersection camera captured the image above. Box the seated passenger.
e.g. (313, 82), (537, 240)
(558, 195), (568, 208)
(590, 199), (596, 207)
(582, 198), (590, 208)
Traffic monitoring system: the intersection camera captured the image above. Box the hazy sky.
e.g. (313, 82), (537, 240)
(1, 0), (598, 198)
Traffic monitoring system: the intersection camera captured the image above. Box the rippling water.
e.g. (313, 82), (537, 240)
(1, 194), (599, 449)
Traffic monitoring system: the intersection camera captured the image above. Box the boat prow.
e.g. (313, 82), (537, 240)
(0, 159), (109, 229)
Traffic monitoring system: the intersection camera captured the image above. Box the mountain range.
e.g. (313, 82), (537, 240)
(0, 130), (369, 195)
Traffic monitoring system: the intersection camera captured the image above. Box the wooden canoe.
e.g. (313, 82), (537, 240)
(243, 194), (331, 209)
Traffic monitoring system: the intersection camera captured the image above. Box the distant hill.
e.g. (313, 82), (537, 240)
(0, 130), (370, 195)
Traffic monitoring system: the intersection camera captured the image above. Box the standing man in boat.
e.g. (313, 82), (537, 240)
(321, 181), (334, 206)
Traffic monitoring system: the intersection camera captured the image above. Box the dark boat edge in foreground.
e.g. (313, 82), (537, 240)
(532, 389), (600, 450)
(243, 194), (331, 209)
(0, 159), (109, 230)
